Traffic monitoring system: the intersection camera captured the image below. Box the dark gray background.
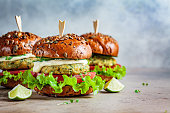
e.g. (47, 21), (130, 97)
(0, 0), (170, 68)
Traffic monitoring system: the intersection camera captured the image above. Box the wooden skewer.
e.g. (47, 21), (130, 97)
(59, 20), (65, 37)
(93, 20), (99, 34)
(15, 15), (22, 32)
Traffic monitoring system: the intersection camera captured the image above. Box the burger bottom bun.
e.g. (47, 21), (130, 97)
(1, 78), (27, 89)
(97, 75), (113, 82)
(1, 79), (93, 97)
(34, 85), (93, 97)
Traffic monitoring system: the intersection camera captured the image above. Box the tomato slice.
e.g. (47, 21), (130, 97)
(0, 70), (37, 77)
(33, 72), (96, 83)
(0, 70), (26, 76)
(0, 70), (96, 84)
(73, 72), (96, 83)
(90, 64), (121, 71)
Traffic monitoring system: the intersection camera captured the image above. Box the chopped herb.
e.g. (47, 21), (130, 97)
(18, 54), (26, 56)
(79, 73), (82, 76)
(82, 78), (85, 81)
(57, 99), (79, 105)
(64, 102), (69, 104)
(80, 75), (85, 81)
(5, 56), (13, 60)
(142, 83), (145, 86)
(135, 90), (140, 93)
(70, 99), (74, 103)
(76, 99), (79, 103)
(142, 82), (149, 86)
(4, 54), (26, 60)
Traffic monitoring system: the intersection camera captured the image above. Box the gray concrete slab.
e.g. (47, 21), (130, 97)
(0, 68), (170, 113)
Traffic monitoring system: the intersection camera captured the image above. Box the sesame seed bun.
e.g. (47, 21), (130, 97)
(34, 86), (93, 97)
(0, 31), (41, 56)
(33, 33), (92, 59)
(81, 32), (119, 57)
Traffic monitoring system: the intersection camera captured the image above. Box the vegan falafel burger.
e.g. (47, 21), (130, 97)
(21, 20), (104, 97)
(0, 16), (41, 88)
(81, 20), (126, 82)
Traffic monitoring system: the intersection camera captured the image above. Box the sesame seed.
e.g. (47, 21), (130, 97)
(53, 41), (58, 44)
(68, 41), (72, 45)
(6, 40), (9, 45)
(37, 42), (40, 45)
(55, 53), (59, 57)
(22, 35), (27, 39)
(12, 45), (18, 53)
(81, 41), (84, 44)
(7, 34), (11, 38)
(11, 40), (14, 44)
(13, 34), (18, 38)
(18, 32), (22, 37)
(15, 41), (18, 44)
(48, 44), (50, 48)
(69, 36), (73, 39)
(63, 52), (68, 58)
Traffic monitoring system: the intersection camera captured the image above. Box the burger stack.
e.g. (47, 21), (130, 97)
(0, 18), (126, 97)
(0, 16), (41, 88)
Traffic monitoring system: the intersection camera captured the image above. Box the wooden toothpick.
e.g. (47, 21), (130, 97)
(15, 15), (22, 32)
(93, 20), (99, 34)
(59, 20), (65, 37)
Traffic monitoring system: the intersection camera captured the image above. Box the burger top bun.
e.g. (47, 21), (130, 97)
(33, 33), (92, 59)
(81, 32), (119, 57)
(0, 31), (41, 56)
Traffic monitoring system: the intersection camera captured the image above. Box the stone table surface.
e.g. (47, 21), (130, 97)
(0, 68), (170, 113)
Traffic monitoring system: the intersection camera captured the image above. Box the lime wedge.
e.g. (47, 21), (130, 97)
(8, 84), (32, 100)
(104, 77), (125, 93)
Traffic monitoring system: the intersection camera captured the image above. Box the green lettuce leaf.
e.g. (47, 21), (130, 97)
(0, 71), (23, 85)
(0, 70), (105, 95)
(22, 70), (105, 95)
(92, 65), (126, 79)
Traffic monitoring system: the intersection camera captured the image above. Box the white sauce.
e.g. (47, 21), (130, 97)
(33, 59), (88, 72)
(0, 53), (35, 61)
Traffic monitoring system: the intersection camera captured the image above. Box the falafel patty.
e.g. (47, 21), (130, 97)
(88, 55), (117, 66)
(40, 63), (89, 75)
(0, 58), (39, 70)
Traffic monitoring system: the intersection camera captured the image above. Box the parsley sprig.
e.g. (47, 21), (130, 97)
(135, 90), (140, 93)
(57, 99), (79, 105)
